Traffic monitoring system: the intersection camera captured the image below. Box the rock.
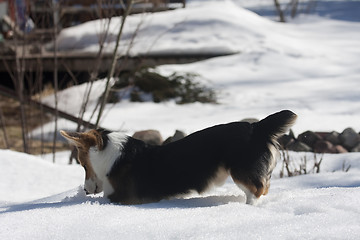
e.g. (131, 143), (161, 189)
(351, 143), (360, 152)
(315, 132), (329, 139)
(332, 145), (348, 153)
(132, 130), (163, 145)
(314, 140), (334, 153)
(172, 130), (186, 142)
(286, 140), (312, 152)
(297, 131), (322, 149)
(278, 129), (295, 149)
(339, 128), (360, 150)
(163, 130), (187, 144)
(163, 138), (171, 145)
(289, 129), (295, 139)
(240, 118), (259, 123)
(324, 131), (341, 145)
(278, 134), (294, 149)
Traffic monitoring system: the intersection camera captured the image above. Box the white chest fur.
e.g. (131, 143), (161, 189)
(89, 132), (127, 197)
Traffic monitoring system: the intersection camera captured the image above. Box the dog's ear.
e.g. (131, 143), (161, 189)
(60, 130), (85, 148)
(60, 130), (104, 150)
(87, 129), (105, 150)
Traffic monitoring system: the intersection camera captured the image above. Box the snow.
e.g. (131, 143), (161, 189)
(0, 150), (83, 203)
(1, 150), (360, 239)
(39, 0), (360, 138)
(2, 0), (360, 239)
(54, 0), (272, 55)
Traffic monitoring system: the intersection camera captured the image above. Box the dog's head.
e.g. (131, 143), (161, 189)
(60, 129), (106, 195)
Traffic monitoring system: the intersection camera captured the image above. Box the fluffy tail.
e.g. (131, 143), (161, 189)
(252, 110), (297, 139)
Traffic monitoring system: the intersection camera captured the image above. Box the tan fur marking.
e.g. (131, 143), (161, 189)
(255, 186), (266, 198)
(234, 180), (256, 195)
(263, 181), (270, 195)
(60, 130), (101, 186)
(87, 129), (105, 150)
(233, 179), (267, 198)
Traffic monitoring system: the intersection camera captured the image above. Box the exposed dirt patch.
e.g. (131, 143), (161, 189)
(0, 95), (67, 155)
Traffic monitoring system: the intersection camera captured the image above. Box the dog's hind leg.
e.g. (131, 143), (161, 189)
(231, 175), (267, 205)
(233, 181), (258, 205)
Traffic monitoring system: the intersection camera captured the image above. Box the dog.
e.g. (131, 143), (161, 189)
(60, 110), (297, 205)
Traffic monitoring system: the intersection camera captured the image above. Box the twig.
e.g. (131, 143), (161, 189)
(273, 0), (286, 22)
(0, 106), (10, 149)
(52, 0), (59, 163)
(12, 14), (29, 153)
(313, 153), (324, 174)
(95, 0), (134, 128)
(342, 160), (351, 172)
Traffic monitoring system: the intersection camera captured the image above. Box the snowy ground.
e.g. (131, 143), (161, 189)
(1, 150), (359, 239)
(2, 0), (360, 239)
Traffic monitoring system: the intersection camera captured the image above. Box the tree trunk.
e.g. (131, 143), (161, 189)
(52, 0), (59, 162)
(274, 0), (286, 22)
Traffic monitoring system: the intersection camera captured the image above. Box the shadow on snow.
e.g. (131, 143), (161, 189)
(0, 189), (245, 215)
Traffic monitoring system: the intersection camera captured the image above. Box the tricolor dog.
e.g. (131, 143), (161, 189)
(61, 110), (297, 205)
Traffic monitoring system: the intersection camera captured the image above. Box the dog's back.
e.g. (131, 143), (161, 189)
(108, 110), (297, 204)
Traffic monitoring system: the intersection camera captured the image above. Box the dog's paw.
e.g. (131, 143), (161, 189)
(245, 195), (259, 205)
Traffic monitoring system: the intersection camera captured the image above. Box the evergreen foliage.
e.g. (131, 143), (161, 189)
(109, 68), (217, 104)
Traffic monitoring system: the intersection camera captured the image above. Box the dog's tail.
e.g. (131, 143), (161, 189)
(252, 110), (297, 140)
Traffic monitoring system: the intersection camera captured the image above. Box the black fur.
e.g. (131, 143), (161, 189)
(106, 110), (297, 204)
(97, 128), (111, 150)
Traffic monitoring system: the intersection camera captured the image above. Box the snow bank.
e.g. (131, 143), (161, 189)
(37, 0), (360, 139)
(54, 0), (275, 55)
(0, 150), (359, 239)
(0, 150), (83, 203)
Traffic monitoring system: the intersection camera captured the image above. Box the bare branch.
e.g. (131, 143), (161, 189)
(95, 0), (134, 128)
(0, 106), (10, 149)
(52, 0), (60, 162)
(273, 0), (286, 22)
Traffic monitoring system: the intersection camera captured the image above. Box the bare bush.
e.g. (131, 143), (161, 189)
(280, 150), (324, 178)
(273, 0), (318, 22)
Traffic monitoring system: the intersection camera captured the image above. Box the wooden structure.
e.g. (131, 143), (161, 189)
(30, 0), (186, 29)
(0, 50), (233, 73)
(0, 0), (236, 91)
